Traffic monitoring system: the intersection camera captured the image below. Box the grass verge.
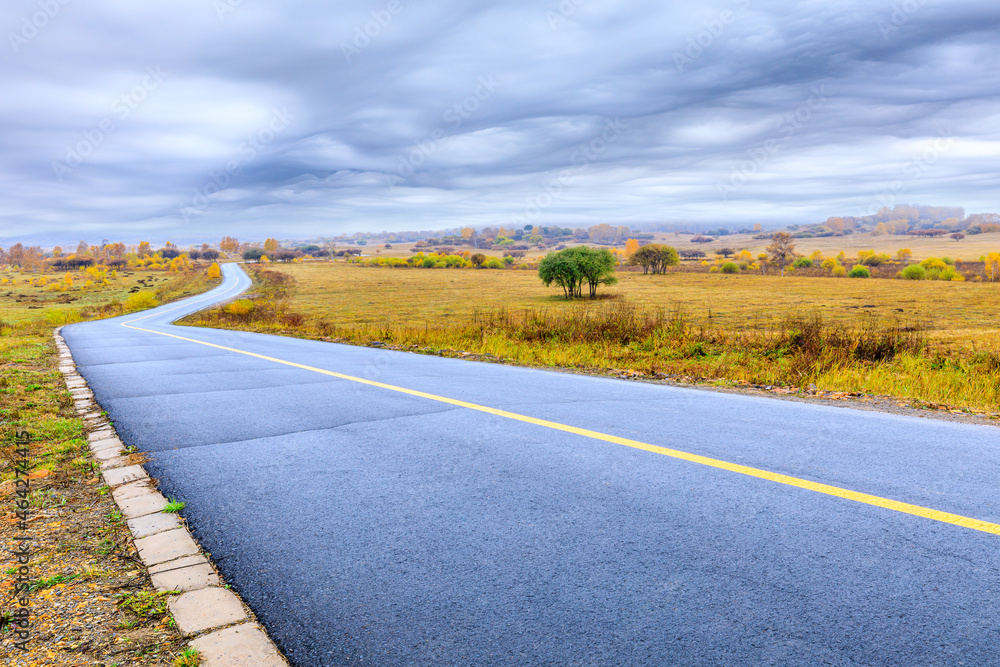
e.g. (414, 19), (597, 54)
(1, 266), (220, 665)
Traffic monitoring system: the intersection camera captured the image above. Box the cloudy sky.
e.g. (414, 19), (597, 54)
(2, 0), (1000, 243)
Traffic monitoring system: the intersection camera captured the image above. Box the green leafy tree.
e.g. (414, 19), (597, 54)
(538, 247), (617, 299)
(538, 251), (582, 298)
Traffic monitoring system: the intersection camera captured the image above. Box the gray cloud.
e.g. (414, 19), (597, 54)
(2, 0), (999, 242)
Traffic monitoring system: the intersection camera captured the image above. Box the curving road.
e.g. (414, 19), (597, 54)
(63, 263), (1000, 666)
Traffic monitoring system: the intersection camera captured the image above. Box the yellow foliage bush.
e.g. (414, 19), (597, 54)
(225, 299), (255, 317)
(125, 292), (159, 312)
(207, 263), (222, 279)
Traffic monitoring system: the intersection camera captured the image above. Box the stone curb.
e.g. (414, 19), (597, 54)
(53, 328), (290, 667)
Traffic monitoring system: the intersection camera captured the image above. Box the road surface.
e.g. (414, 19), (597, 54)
(63, 263), (1000, 666)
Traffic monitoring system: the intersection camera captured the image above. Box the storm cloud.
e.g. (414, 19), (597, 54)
(2, 0), (999, 241)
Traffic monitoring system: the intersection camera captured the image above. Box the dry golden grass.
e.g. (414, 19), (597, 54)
(254, 262), (1000, 352)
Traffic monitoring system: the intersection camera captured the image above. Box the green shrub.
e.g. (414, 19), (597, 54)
(901, 264), (925, 280)
(920, 257), (947, 271)
(848, 265), (870, 278)
(720, 262), (740, 274)
(926, 268), (941, 280)
(485, 257), (504, 269)
(831, 266), (847, 277)
(940, 267), (964, 281)
(792, 257), (813, 268)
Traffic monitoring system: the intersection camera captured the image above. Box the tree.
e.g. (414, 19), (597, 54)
(587, 224), (619, 245)
(568, 246), (618, 297)
(951, 233), (966, 242)
(52, 246), (63, 258)
(538, 250), (582, 298)
(264, 238), (280, 252)
(207, 263), (222, 279)
(629, 244), (679, 275)
(624, 238), (640, 256)
(137, 241), (152, 257)
(986, 252), (1000, 282)
(896, 248), (912, 261)
(766, 232), (797, 276)
(470, 253), (486, 267)
(243, 248), (264, 263)
(717, 247), (735, 258)
(220, 236), (240, 253)
(76, 240), (89, 256)
(538, 247), (618, 298)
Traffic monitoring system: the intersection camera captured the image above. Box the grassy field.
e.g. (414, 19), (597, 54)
(0, 265), (218, 665)
(183, 261), (1000, 415)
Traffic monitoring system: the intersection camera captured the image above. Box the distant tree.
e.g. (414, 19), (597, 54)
(201, 248), (220, 261)
(896, 248), (912, 261)
(629, 244), (679, 275)
(678, 249), (706, 259)
(986, 252), (1000, 282)
(76, 240), (89, 256)
(951, 233), (966, 242)
(137, 241), (152, 257)
(624, 238), (640, 256)
(690, 235), (714, 244)
(243, 248), (264, 263)
(264, 238), (280, 252)
(766, 232), (797, 276)
(52, 246), (63, 258)
(220, 236), (240, 253)
(159, 248), (182, 259)
(717, 247), (735, 258)
(470, 253), (486, 267)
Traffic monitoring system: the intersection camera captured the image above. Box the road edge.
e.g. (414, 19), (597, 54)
(53, 326), (290, 667)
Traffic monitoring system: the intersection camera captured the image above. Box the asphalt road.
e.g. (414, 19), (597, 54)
(63, 263), (1000, 666)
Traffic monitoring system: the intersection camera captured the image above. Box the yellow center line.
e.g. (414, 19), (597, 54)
(117, 271), (1000, 537)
